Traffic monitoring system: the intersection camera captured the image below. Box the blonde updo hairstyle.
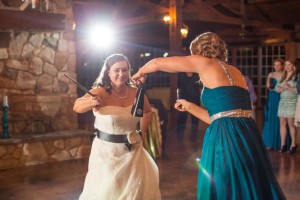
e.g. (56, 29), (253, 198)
(190, 32), (228, 63)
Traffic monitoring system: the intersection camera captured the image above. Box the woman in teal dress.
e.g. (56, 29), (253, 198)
(132, 32), (286, 199)
(262, 58), (284, 150)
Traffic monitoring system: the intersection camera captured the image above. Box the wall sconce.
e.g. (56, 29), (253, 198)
(163, 15), (171, 24)
(181, 24), (189, 38)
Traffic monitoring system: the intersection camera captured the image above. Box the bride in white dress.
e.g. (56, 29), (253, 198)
(73, 54), (161, 200)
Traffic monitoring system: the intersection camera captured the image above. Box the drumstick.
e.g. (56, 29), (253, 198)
(64, 73), (96, 97)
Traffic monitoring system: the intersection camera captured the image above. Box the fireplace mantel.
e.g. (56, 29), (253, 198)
(0, 9), (65, 32)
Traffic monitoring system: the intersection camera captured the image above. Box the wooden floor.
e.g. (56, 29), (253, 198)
(0, 118), (300, 200)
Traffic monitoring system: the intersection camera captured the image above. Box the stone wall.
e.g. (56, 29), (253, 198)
(0, 0), (78, 137)
(0, 130), (91, 170)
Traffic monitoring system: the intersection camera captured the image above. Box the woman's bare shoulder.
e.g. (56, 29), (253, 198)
(90, 87), (107, 95)
(188, 55), (212, 62)
(188, 55), (214, 72)
(229, 65), (242, 74)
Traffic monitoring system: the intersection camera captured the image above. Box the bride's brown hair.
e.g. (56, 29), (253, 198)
(93, 54), (133, 93)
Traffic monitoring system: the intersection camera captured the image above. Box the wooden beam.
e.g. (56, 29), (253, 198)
(117, 13), (160, 26)
(136, 0), (169, 13)
(168, 0), (183, 130)
(112, 1), (129, 20)
(114, 2), (282, 30)
(187, 0), (236, 8)
(247, 0), (298, 4)
(74, 0), (169, 13)
(0, 10), (65, 32)
(182, 7), (281, 29)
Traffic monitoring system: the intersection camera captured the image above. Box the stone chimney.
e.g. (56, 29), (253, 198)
(0, 0), (78, 137)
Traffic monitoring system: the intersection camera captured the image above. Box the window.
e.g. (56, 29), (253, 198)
(231, 45), (285, 107)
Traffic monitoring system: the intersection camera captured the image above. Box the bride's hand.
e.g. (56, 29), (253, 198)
(91, 95), (102, 110)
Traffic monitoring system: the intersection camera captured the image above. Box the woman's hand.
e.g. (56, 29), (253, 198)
(81, 95), (102, 107)
(175, 99), (210, 124)
(131, 70), (147, 85)
(73, 94), (102, 113)
(174, 99), (191, 112)
(276, 86), (285, 93)
(283, 82), (289, 89)
(91, 95), (102, 109)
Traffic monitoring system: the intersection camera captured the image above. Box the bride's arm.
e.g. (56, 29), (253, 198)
(139, 96), (152, 140)
(73, 88), (102, 113)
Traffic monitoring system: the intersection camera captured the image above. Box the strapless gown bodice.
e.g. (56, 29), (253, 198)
(269, 77), (278, 91)
(201, 86), (252, 116)
(94, 105), (139, 135)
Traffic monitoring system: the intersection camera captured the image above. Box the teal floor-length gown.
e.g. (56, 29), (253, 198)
(262, 78), (281, 149)
(197, 60), (285, 200)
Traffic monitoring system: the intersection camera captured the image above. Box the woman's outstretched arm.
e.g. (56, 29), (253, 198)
(131, 56), (205, 83)
(174, 99), (210, 124)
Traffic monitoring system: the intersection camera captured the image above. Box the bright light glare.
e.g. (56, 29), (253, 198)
(88, 24), (115, 49)
(163, 15), (171, 24)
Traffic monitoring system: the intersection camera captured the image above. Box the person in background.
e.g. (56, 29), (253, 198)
(293, 59), (300, 152)
(73, 54), (161, 200)
(132, 32), (285, 200)
(176, 72), (201, 141)
(243, 75), (257, 119)
(294, 58), (300, 126)
(262, 58), (285, 150)
(276, 59), (297, 154)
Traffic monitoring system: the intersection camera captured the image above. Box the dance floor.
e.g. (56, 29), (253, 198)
(0, 116), (300, 200)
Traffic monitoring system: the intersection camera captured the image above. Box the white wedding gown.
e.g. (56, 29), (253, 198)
(79, 106), (161, 200)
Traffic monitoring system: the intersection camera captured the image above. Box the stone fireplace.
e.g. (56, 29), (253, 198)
(0, 0), (91, 169)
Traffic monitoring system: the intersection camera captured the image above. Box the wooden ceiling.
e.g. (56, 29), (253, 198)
(1, 0), (300, 47)
(72, 0), (300, 47)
